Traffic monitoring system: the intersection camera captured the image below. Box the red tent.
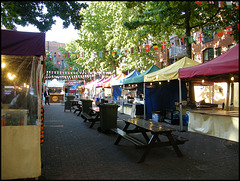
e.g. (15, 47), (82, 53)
(179, 44), (239, 81)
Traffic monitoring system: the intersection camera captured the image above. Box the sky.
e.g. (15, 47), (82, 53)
(16, 17), (80, 44)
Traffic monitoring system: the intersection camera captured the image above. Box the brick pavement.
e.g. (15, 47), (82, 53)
(39, 103), (239, 180)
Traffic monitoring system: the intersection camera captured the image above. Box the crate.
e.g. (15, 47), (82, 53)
(152, 111), (164, 122)
(182, 115), (189, 126)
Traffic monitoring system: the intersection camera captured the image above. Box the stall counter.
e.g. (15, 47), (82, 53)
(49, 93), (64, 103)
(188, 109), (239, 142)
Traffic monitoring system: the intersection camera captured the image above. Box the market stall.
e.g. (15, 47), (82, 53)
(85, 79), (100, 99)
(111, 70), (141, 114)
(1, 29), (45, 179)
(110, 73), (126, 101)
(46, 79), (64, 103)
(144, 57), (200, 122)
(123, 65), (160, 118)
(102, 75), (115, 100)
(178, 44), (239, 142)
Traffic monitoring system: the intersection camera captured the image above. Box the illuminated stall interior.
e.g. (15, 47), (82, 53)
(1, 29), (45, 180)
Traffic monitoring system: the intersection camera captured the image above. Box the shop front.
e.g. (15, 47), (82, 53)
(1, 29), (45, 179)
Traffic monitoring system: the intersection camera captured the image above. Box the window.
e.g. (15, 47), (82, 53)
(215, 47), (221, 57)
(228, 44), (235, 49)
(161, 62), (166, 68)
(203, 48), (214, 62)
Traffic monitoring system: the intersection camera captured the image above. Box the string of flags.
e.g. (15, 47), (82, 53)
(195, 1), (239, 9)
(45, 1), (238, 60)
(45, 70), (112, 80)
(46, 23), (238, 59)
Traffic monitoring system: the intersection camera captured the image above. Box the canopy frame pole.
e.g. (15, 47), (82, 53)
(143, 82), (147, 120)
(230, 81), (234, 110)
(226, 81), (230, 110)
(179, 78), (183, 131)
(121, 84), (125, 113)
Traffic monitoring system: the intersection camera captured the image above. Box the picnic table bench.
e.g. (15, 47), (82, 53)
(112, 118), (188, 163)
(73, 103), (82, 116)
(80, 107), (100, 128)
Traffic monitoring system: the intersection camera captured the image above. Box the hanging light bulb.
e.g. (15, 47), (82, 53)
(231, 77), (234, 81)
(1, 62), (6, 68)
(202, 79), (204, 83)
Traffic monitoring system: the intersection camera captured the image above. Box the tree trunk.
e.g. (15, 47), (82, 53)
(185, 8), (192, 58)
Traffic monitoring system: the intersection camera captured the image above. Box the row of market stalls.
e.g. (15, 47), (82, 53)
(83, 44), (239, 142)
(43, 79), (83, 103)
(1, 29), (45, 179)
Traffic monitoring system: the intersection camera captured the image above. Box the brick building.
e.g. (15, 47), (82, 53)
(156, 28), (237, 68)
(45, 41), (66, 70)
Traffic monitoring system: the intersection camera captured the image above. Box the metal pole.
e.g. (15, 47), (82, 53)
(143, 82), (147, 120)
(226, 82), (230, 110)
(179, 78), (183, 131)
(121, 84), (125, 114)
(230, 82), (234, 110)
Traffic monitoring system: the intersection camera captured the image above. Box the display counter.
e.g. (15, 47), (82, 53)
(188, 109), (239, 142)
(116, 101), (144, 118)
(49, 93), (64, 103)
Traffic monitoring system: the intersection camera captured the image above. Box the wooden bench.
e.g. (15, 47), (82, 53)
(73, 104), (82, 116)
(111, 128), (145, 147)
(113, 118), (188, 163)
(80, 109), (100, 128)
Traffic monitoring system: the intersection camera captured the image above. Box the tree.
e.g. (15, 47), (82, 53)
(58, 44), (83, 72)
(45, 55), (59, 71)
(62, 1), (158, 74)
(1, 1), (88, 32)
(124, 1), (239, 58)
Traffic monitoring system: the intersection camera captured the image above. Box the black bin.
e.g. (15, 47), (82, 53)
(80, 99), (93, 114)
(98, 103), (119, 133)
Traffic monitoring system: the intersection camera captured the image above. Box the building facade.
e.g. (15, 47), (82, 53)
(156, 28), (237, 68)
(45, 41), (66, 71)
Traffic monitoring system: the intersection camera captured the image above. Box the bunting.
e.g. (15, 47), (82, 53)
(124, 48), (128, 54)
(217, 29), (223, 37)
(179, 37), (185, 45)
(153, 44), (158, 50)
(145, 45), (150, 52)
(226, 25), (233, 34)
(131, 47), (134, 54)
(198, 33), (204, 42)
(161, 42), (166, 49)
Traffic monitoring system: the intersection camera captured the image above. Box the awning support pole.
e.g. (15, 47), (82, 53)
(179, 78), (183, 131)
(144, 82), (147, 120)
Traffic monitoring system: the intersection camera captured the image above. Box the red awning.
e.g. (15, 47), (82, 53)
(179, 44), (239, 79)
(1, 29), (45, 56)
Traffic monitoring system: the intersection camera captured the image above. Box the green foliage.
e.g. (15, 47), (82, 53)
(58, 44), (83, 72)
(1, 1), (88, 32)
(123, 1), (239, 57)
(45, 55), (59, 71)
(62, 1), (158, 74)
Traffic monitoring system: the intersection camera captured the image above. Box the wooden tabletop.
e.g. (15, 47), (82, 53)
(125, 118), (176, 133)
(189, 109), (239, 117)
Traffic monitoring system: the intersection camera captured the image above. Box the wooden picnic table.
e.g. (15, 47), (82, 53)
(81, 106), (100, 128)
(70, 100), (81, 112)
(112, 118), (188, 163)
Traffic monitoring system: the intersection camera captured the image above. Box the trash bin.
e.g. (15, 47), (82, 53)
(98, 103), (119, 133)
(64, 95), (75, 112)
(66, 95), (75, 101)
(80, 99), (93, 114)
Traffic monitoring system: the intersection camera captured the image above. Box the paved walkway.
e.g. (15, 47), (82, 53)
(40, 103), (239, 180)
